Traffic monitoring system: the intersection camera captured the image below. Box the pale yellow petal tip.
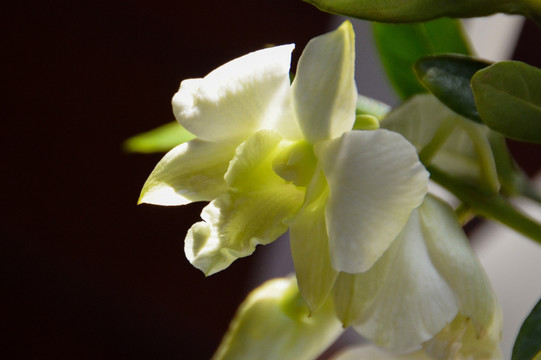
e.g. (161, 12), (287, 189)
(335, 20), (355, 50)
(338, 20), (354, 36)
(137, 185), (191, 206)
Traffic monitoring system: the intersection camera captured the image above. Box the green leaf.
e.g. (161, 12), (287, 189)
(472, 61), (541, 144)
(512, 298), (541, 360)
(123, 121), (195, 153)
(373, 18), (471, 100)
(415, 55), (491, 123)
(303, 0), (539, 23)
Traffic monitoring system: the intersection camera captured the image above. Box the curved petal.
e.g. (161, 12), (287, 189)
(184, 131), (305, 275)
(292, 21), (357, 143)
(334, 208), (458, 352)
(418, 196), (502, 353)
(334, 195), (501, 353)
(290, 170), (338, 313)
(138, 139), (235, 205)
(172, 44), (297, 143)
(212, 276), (343, 360)
(316, 129), (429, 273)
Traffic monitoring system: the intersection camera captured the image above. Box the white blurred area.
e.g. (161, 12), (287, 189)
(463, 14), (525, 61)
(472, 182), (541, 358)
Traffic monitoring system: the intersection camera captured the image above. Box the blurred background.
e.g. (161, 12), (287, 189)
(3, 1), (540, 359)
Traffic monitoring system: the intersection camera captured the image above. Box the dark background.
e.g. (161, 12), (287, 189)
(4, 1), (329, 359)
(3, 1), (540, 359)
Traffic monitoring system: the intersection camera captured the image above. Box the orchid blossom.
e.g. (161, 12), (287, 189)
(138, 22), (503, 358)
(139, 22), (427, 285)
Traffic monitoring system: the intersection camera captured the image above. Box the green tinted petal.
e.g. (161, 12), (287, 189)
(290, 170), (338, 313)
(184, 131), (305, 275)
(424, 313), (502, 360)
(138, 139), (235, 205)
(212, 277), (343, 360)
(292, 21), (357, 143)
(316, 130), (428, 273)
(225, 130), (292, 189)
(172, 45), (296, 143)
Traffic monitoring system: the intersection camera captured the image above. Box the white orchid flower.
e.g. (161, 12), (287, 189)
(212, 276), (343, 360)
(332, 195), (502, 357)
(138, 22), (428, 291)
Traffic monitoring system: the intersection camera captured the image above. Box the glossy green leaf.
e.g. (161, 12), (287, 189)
(415, 55), (490, 123)
(123, 121), (195, 153)
(512, 298), (541, 360)
(303, 0), (540, 23)
(472, 61), (541, 144)
(373, 18), (471, 100)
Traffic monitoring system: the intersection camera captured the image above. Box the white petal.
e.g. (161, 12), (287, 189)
(172, 44), (297, 143)
(316, 130), (428, 273)
(138, 139), (235, 205)
(418, 196), (502, 342)
(292, 21), (357, 143)
(335, 195), (501, 353)
(333, 208), (458, 351)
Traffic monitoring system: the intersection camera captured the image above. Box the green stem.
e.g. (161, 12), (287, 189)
(418, 118), (455, 165)
(455, 203), (475, 226)
(429, 166), (541, 244)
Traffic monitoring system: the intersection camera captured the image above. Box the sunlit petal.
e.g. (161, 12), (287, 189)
(172, 45), (297, 143)
(184, 131), (305, 275)
(292, 21), (357, 143)
(138, 139), (235, 205)
(316, 129), (428, 273)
